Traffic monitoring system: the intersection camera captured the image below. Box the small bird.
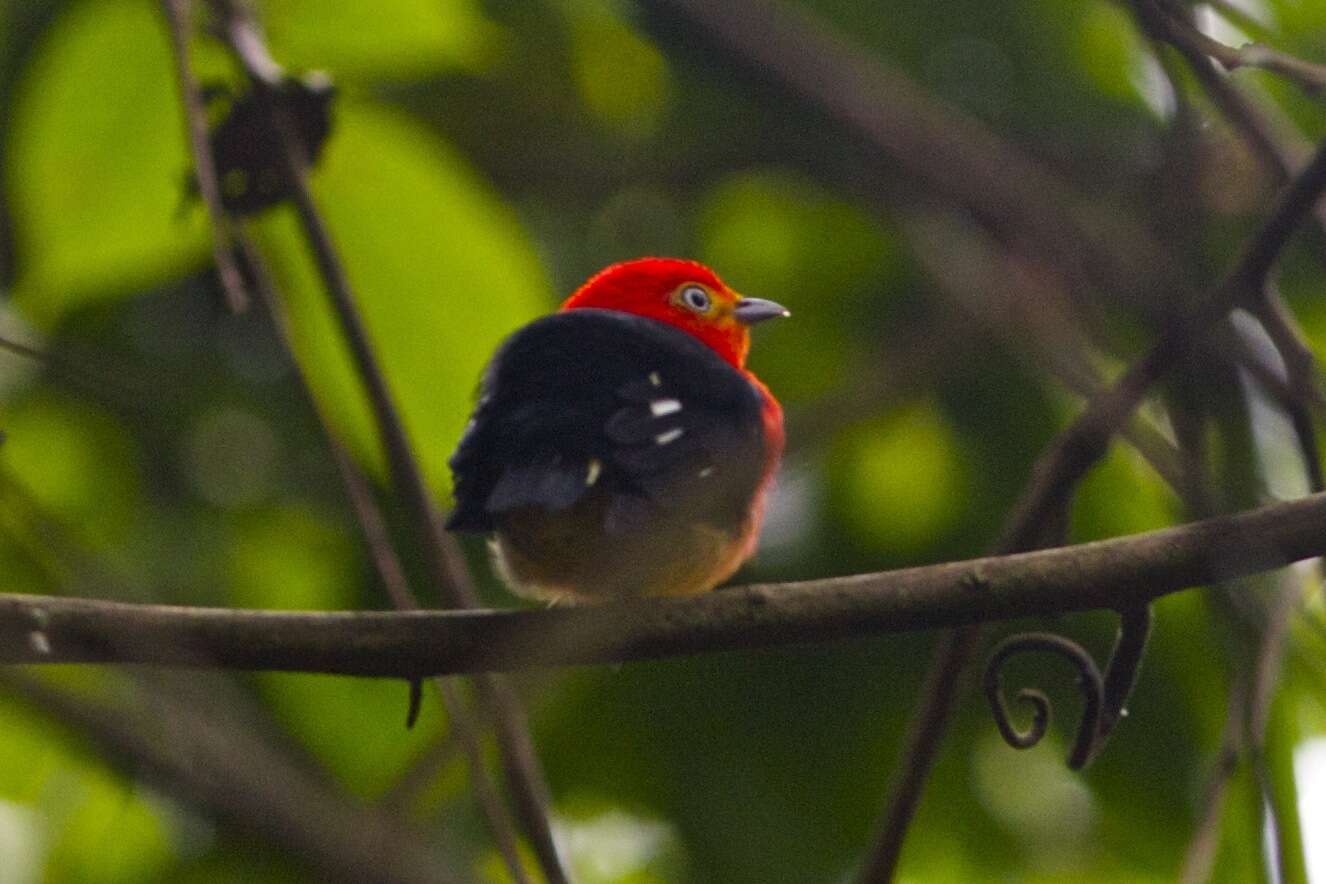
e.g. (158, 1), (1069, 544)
(446, 257), (788, 602)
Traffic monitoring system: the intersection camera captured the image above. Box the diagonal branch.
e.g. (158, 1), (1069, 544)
(1143, 0), (1326, 95)
(205, 5), (568, 880)
(242, 234), (531, 884)
(1000, 137), (1326, 555)
(859, 136), (1326, 881)
(160, 0), (249, 313)
(639, 0), (1178, 304)
(3, 489), (1326, 674)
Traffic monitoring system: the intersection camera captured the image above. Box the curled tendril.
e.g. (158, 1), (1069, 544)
(983, 604), (1153, 770)
(984, 632), (1103, 769)
(991, 685), (1051, 749)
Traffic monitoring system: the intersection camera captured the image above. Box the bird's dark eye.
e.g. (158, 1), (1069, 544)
(680, 285), (711, 313)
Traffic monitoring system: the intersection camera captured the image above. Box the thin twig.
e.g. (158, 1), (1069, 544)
(1000, 137), (1326, 554)
(981, 604), (1152, 771)
(1179, 669), (1247, 884)
(1132, 0), (1326, 497)
(329, 442), (531, 884)
(1178, 573), (1305, 883)
(5, 490), (1326, 672)
(857, 622), (979, 882)
(1099, 605), (1153, 737)
(160, 0), (249, 313)
(245, 235), (531, 884)
(207, 6), (568, 879)
(1145, 0), (1326, 95)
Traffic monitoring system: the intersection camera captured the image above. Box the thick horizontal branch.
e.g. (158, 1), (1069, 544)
(4, 492), (1326, 677)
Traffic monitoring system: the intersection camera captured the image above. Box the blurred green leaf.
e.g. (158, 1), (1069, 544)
(698, 167), (897, 307)
(829, 402), (967, 555)
(1073, 1), (1158, 111)
(697, 168), (901, 403)
(0, 696), (174, 884)
(42, 767), (174, 884)
(227, 505), (357, 610)
(566, 2), (672, 138)
(1069, 437), (1175, 542)
(5, 0), (208, 326)
(0, 391), (144, 553)
(253, 101), (551, 495)
(256, 673), (443, 797)
(258, 0), (507, 81)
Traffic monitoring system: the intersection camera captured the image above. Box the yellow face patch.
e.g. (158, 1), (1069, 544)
(671, 283), (741, 330)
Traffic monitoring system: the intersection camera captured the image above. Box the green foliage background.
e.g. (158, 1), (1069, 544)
(1, 0), (1325, 881)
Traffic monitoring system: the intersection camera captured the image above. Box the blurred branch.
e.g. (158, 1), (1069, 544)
(638, 0), (1191, 314)
(3, 490), (1326, 672)
(906, 212), (1190, 493)
(1139, 0), (1326, 95)
(1132, 0), (1326, 497)
(243, 235), (530, 884)
(1180, 571), (1308, 883)
(0, 670), (462, 884)
(205, 4), (568, 880)
(1179, 665), (1247, 884)
(859, 135), (1326, 881)
(328, 434), (530, 884)
(160, 0), (249, 313)
(1000, 137), (1326, 559)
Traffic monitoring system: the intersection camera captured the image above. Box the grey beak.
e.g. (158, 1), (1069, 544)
(733, 297), (790, 325)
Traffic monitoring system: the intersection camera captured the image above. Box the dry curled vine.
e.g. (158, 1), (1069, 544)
(984, 605), (1153, 770)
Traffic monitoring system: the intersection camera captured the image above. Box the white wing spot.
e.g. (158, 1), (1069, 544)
(655, 427), (684, 446)
(586, 458), (602, 486)
(698, 466), (715, 478)
(650, 398), (682, 417)
(648, 371), (662, 387)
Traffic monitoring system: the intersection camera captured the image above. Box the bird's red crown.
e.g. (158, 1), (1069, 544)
(560, 257), (785, 370)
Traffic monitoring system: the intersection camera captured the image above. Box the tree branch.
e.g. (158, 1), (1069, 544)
(243, 233), (531, 884)
(638, 0), (1179, 304)
(206, 6), (568, 879)
(161, 0), (249, 313)
(1144, 0), (1326, 95)
(999, 136), (1326, 552)
(2, 491), (1326, 674)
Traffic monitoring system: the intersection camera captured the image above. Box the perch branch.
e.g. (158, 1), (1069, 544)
(3, 490), (1326, 672)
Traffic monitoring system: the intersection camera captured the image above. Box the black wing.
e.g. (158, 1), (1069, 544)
(446, 309), (768, 534)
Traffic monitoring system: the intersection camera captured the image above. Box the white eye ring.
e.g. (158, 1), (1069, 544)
(680, 285), (711, 313)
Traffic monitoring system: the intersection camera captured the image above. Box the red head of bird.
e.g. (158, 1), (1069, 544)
(447, 257), (788, 602)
